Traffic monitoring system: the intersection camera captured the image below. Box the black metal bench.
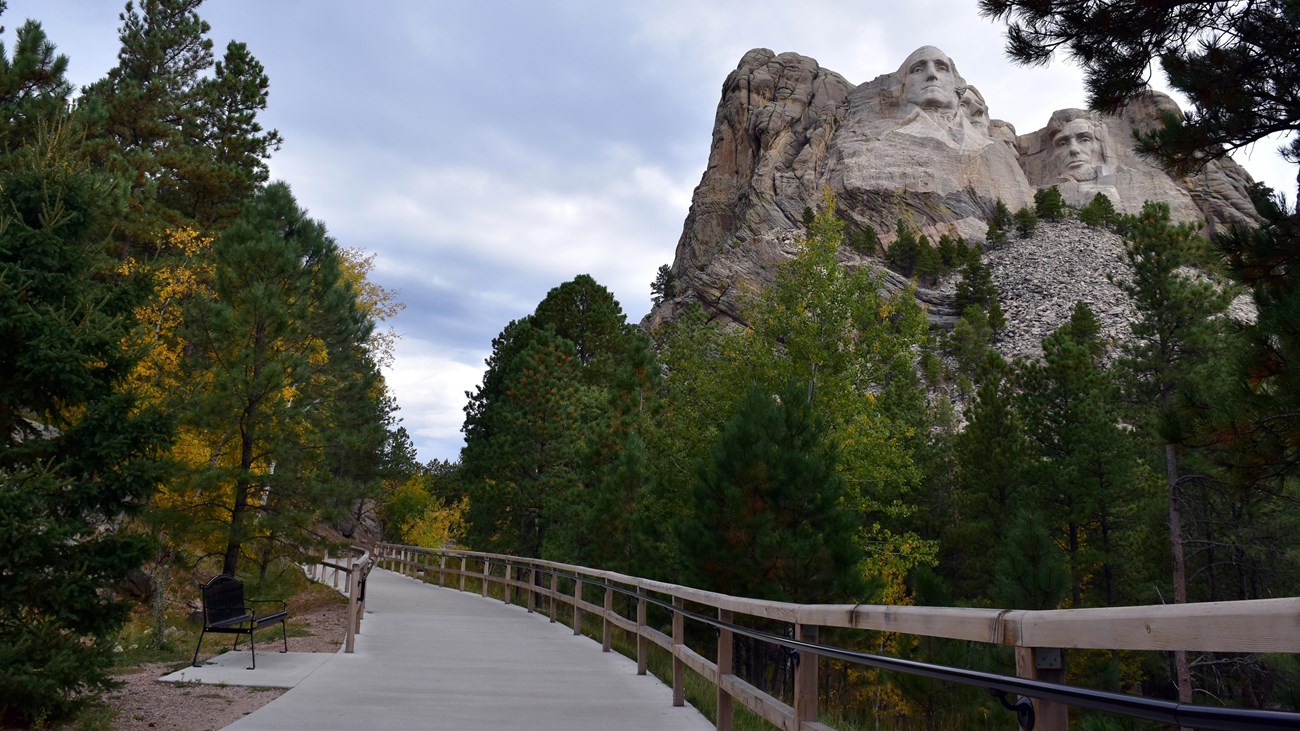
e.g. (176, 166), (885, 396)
(191, 574), (288, 669)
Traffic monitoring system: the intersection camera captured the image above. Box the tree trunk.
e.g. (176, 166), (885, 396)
(1165, 442), (1193, 708)
(221, 425), (256, 577)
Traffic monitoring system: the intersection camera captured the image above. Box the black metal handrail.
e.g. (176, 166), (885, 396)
(482, 554), (1300, 731)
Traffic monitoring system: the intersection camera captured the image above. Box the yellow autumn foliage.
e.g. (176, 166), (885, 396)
(404, 496), (468, 549)
(118, 226), (215, 398)
(339, 247), (404, 367)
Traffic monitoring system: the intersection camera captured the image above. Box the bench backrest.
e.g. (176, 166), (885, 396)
(200, 574), (247, 625)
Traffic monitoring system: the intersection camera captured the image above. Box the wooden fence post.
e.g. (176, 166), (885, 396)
(460, 556), (467, 592)
(439, 555), (446, 586)
(672, 595), (685, 707)
(636, 587), (648, 675)
(717, 608), (734, 731)
(1016, 646), (1068, 730)
(345, 567), (359, 654)
(602, 583), (614, 652)
(795, 623), (819, 729)
(573, 578), (584, 636)
(526, 567), (536, 613)
(481, 559), (490, 597)
(503, 563), (513, 605)
(549, 571), (559, 624)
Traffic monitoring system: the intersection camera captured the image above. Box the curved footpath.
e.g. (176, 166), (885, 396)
(223, 567), (711, 730)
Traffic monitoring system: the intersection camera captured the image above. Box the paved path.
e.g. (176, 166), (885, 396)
(224, 568), (712, 730)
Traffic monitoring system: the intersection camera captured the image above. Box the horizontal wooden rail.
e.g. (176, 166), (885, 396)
(304, 546), (373, 654)
(374, 543), (1300, 731)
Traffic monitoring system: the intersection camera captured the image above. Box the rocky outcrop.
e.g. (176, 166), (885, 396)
(650, 47), (1261, 332)
(665, 49), (852, 324)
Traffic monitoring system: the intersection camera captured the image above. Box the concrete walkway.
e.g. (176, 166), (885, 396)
(222, 568), (712, 730)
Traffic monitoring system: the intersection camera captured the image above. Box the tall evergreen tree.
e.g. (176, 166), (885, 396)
(168, 39), (281, 229)
(82, 0), (279, 247)
(1017, 303), (1137, 606)
(0, 117), (172, 725)
(948, 352), (1030, 599)
(0, 14), (71, 151)
(461, 322), (595, 558)
(1114, 201), (1236, 701)
(460, 274), (640, 561)
(680, 382), (864, 603)
(81, 0), (214, 251)
(180, 182), (381, 576)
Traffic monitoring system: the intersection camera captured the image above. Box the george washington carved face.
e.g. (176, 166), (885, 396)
(899, 46), (959, 113)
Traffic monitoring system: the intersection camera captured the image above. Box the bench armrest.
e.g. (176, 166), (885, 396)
(247, 598), (288, 613)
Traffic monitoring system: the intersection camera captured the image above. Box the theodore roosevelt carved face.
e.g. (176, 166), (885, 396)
(899, 46), (959, 113)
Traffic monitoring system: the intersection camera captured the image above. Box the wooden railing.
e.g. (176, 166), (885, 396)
(304, 546), (373, 654)
(374, 543), (1300, 731)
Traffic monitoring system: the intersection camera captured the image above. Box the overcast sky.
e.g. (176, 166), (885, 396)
(9, 0), (1294, 463)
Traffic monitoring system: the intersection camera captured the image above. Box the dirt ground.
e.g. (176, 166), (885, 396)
(104, 596), (349, 731)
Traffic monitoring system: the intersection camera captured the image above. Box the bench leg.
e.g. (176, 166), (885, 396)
(192, 628), (207, 667)
(281, 621), (288, 653)
(249, 631), (256, 670)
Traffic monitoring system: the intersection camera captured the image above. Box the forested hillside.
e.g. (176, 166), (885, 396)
(0, 1), (404, 724)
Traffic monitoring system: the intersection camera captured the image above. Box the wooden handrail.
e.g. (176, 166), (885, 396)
(303, 546), (373, 654)
(374, 543), (1300, 731)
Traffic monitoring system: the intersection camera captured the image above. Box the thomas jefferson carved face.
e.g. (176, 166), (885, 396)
(1053, 118), (1100, 181)
(900, 46), (959, 112)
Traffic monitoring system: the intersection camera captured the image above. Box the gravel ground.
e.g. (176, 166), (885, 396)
(104, 596), (349, 731)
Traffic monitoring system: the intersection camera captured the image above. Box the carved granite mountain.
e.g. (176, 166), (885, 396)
(649, 47), (1261, 330)
(1017, 91), (1260, 234)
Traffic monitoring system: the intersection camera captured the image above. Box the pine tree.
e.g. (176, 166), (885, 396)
(461, 274), (640, 561)
(991, 198), (1013, 229)
(954, 258), (1005, 333)
(1014, 206), (1038, 237)
(81, 0), (215, 252)
(650, 263), (675, 306)
(180, 182), (382, 576)
(980, 0), (1300, 190)
(993, 512), (1069, 610)
(533, 273), (634, 379)
(169, 39), (282, 229)
(0, 117), (172, 725)
(887, 218), (922, 276)
(1017, 303), (1136, 606)
(948, 353), (1030, 600)
(848, 223), (882, 256)
(0, 17), (72, 151)
(680, 382), (864, 603)
(1079, 192), (1118, 228)
(1114, 201), (1236, 700)
(461, 322), (595, 558)
(82, 0), (278, 247)
(1034, 186), (1066, 221)
(936, 233), (959, 270)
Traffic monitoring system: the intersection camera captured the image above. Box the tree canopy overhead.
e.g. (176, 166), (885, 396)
(979, 0), (1300, 189)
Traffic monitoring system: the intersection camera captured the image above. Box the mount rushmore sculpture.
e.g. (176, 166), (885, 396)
(653, 45), (1260, 326)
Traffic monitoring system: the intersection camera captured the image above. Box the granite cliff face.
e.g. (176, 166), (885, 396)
(649, 46), (1260, 331)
